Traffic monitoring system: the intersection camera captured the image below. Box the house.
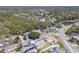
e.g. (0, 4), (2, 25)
(0, 44), (4, 48)
(0, 44), (5, 52)
(71, 32), (78, 36)
(31, 39), (52, 52)
(52, 47), (63, 53)
(21, 45), (37, 53)
(32, 40), (47, 48)
(24, 48), (37, 53)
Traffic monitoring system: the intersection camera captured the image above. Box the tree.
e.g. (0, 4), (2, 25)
(28, 32), (40, 40)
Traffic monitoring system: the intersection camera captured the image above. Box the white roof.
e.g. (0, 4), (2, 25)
(0, 44), (4, 47)
(33, 40), (47, 47)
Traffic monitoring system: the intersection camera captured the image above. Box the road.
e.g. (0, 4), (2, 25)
(57, 24), (78, 53)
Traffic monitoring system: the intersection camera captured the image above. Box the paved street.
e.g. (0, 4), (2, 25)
(57, 25), (78, 53)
